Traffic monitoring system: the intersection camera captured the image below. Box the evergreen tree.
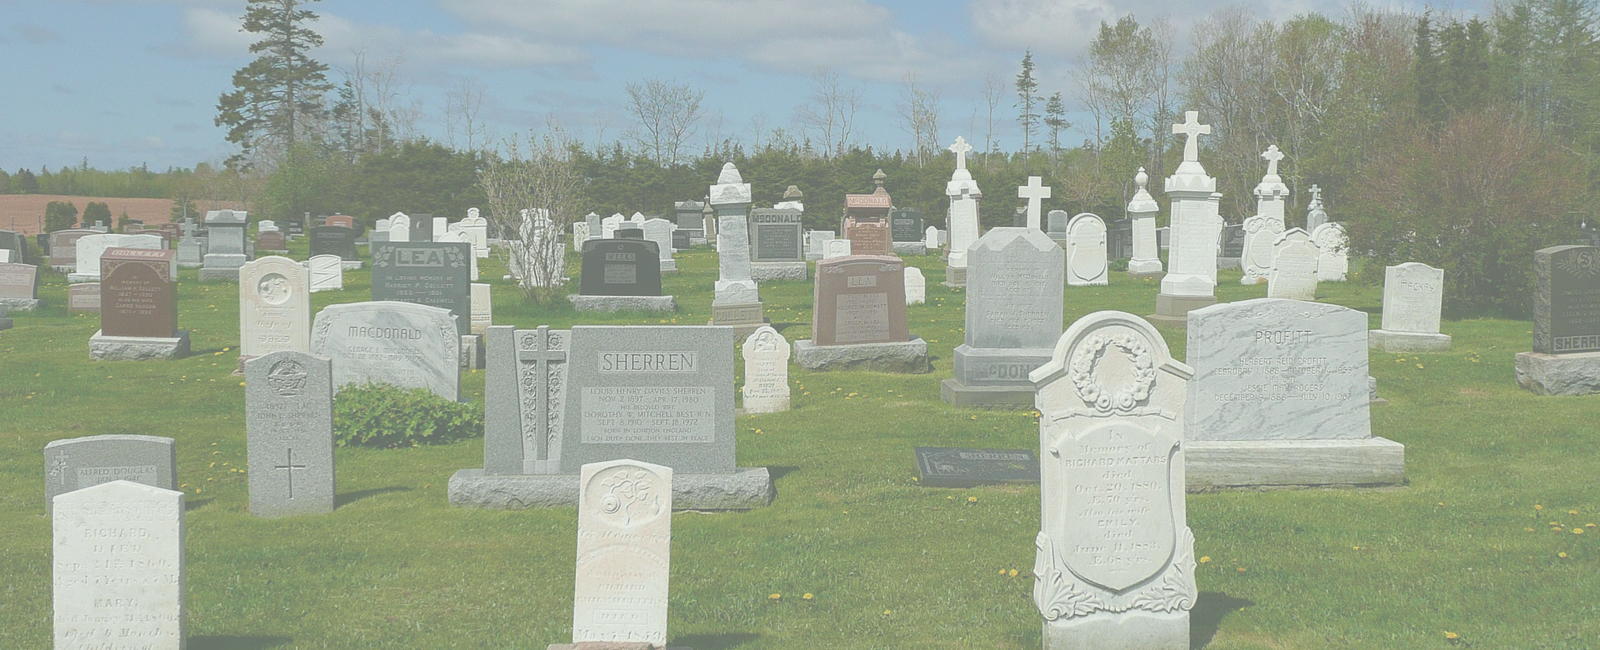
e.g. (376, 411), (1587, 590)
(1412, 15), (1446, 128)
(1044, 91), (1069, 165)
(44, 201), (79, 232)
(81, 202), (112, 229)
(1015, 50), (1040, 155)
(215, 0), (333, 168)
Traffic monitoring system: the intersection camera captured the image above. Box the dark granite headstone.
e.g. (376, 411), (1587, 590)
(101, 248), (178, 338)
(672, 230), (691, 251)
(749, 209), (803, 262)
(43, 434), (177, 513)
(812, 255), (909, 346)
(0, 229), (25, 261)
(578, 239), (662, 297)
(914, 447), (1039, 487)
(1534, 245), (1600, 354)
(370, 241), (473, 335)
(617, 227), (645, 239)
(309, 226), (360, 260)
(1219, 223), (1245, 258)
(890, 208), (924, 242)
(409, 214), (434, 242)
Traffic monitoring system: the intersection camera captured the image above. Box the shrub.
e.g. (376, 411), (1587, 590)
(333, 383), (482, 448)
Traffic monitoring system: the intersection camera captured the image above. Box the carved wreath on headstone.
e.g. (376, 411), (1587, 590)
(1557, 248), (1600, 278)
(267, 360), (308, 396)
(1069, 333), (1156, 414)
(596, 468), (665, 527)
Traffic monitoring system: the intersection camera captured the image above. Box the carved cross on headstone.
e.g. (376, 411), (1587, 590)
(1018, 176), (1052, 230)
(1309, 184), (1323, 206)
(1261, 145), (1284, 177)
(517, 325), (568, 463)
(949, 136), (973, 170)
(1172, 111), (1211, 162)
(274, 448), (307, 499)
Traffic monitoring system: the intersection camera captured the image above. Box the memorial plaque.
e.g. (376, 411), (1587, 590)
(913, 447), (1038, 487)
(309, 226), (359, 260)
(53, 481), (185, 650)
(371, 241), (473, 335)
(578, 239), (662, 297)
(749, 209), (803, 262)
(43, 434), (177, 513)
(68, 283), (101, 314)
(845, 218), (892, 256)
(1535, 245), (1600, 354)
(571, 459), (672, 646)
(812, 256), (908, 346)
(560, 325), (735, 474)
(891, 208), (924, 242)
(101, 248), (178, 338)
(309, 301), (460, 400)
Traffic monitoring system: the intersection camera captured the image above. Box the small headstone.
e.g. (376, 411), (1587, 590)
(435, 229), (480, 281)
(1516, 245), (1600, 395)
(325, 215), (358, 231)
(176, 235), (205, 268)
(904, 266), (926, 305)
(309, 226), (360, 261)
(1370, 263), (1450, 352)
(641, 218), (677, 272)
(73, 233), (163, 282)
(409, 213), (435, 243)
(1239, 214), (1285, 284)
(201, 209), (250, 280)
(52, 481), (185, 650)
(1267, 228), (1320, 301)
(1065, 213), (1109, 286)
(823, 238), (852, 259)
(308, 254), (344, 292)
(844, 218), (892, 256)
(0, 262), (40, 310)
(239, 256), (312, 358)
(1311, 222), (1349, 281)
(913, 447), (1038, 487)
(890, 207), (924, 242)
(256, 230), (287, 252)
(806, 230), (836, 260)
(811, 256), (908, 346)
(601, 214), (623, 239)
(569, 459), (672, 647)
(388, 213), (412, 243)
(246, 350), (335, 517)
(741, 325), (791, 414)
(924, 225), (938, 250)
(371, 241), (474, 335)
(68, 282), (101, 314)
(49, 229), (98, 271)
(310, 301), (461, 400)
(258, 219), (279, 233)
(43, 434), (176, 514)
(616, 227), (644, 239)
(431, 216), (449, 242)
(578, 239), (663, 296)
(672, 229), (690, 251)
(572, 221), (591, 252)
(1046, 209), (1070, 236)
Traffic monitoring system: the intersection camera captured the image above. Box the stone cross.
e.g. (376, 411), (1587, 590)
(1173, 111), (1211, 162)
(1309, 184), (1323, 205)
(1261, 145), (1284, 177)
(518, 326), (567, 460)
(1018, 176), (1052, 230)
(274, 448), (307, 499)
(949, 136), (973, 170)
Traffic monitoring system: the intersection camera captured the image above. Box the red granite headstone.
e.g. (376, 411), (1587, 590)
(845, 218), (892, 256)
(256, 231), (287, 251)
(69, 283), (101, 314)
(324, 215), (357, 230)
(101, 248), (178, 338)
(812, 255), (908, 346)
(49, 230), (97, 269)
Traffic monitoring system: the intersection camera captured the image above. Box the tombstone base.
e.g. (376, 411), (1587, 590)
(1369, 329), (1452, 353)
(0, 298), (39, 312)
(1043, 611), (1189, 650)
(1514, 350), (1600, 396)
(1146, 293), (1217, 328)
(177, 261), (204, 269)
(447, 467), (774, 510)
(709, 301), (768, 338)
(891, 241), (925, 256)
(939, 379), (1037, 409)
(66, 273), (99, 283)
(567, 295), (677, 312)
(89, 330), (190, 361)
(660, 260), (678, 273)
(1126, 259), (1163, 278)
(548, 643), (691, 650)
(198, 267), (241, 281)
(1185, 437), (1406, 489)
(749, 261), (808, 281)
(793, 338), (931, 374)
(942, 266), (967, 287)
(340, 260), (364, 270)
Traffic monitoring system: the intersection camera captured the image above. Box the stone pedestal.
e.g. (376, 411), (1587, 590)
(89, 330), (191, 361)
(793, 338), (930, 373)
(1126, 267), (1164, 280)
(448, 467), (773, 511)
(0, 297), (39, 311)
(1515, 351), (1600, 396)
(1044, 611), (1189, 650)
(460, 334), (482, 370)
(1146, 293), (1217, 328)
(942, 266), (967, 287)
(1370, 329), (1452, 353)
(941, 345), (1053, 409)
(1186, 438), (1406, 489)
(567, 295), (676, 312)
(550, 643), (692, 650)
(749, 261), (807, 281)
(200, 253), (247, 281)
(891, 241), (924, 256)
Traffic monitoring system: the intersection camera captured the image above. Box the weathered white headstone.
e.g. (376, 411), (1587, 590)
(470, 283), (492, 336)
(823, 238), (852, 259)
(388, 212), (411, 243)
(572, 221), (591, 252)
(924, 225), (939, 250)
(1371, 262), (1451, 352)
(1065, 213), (1109, 286)
(1239, 214), (1285, 285)
(1018, 176), (1052, 230)
(246, 350), (335, 517)
(461, 207), (489, 258)
(1311, 222), (1349, 282)
(309, 301), (460, 400)
(238, 255), (311, 358)
(742, 325), (791, 414)
(53, 480), (185, 650)
(570, 459), (672, 646)
(1266, 228), (1320, 301)
(432, 216), (449, 242)
(642, 218), (677, 272)
(904, 266), (926, 305)
(72, 234), (164, 282)
(1029, 311), (1197, 650)
(602, 214), (623, 239)
(308, 254), (344, 292)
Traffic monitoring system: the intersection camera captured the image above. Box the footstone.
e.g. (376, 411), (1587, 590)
(245, 351), (334, 517)
(68, 282), (100, 314)
(53, 481), (185, 650)
(1030, 311), (1196, 650)
(309, 254), (344, 292)
(372, 241), (474, 335)
(913, 447), (1038, 488)
(470, 283), (492, 335)
(946, 228), (1062, 406)
(569, 460), (672, 647)
(43, 434), (176, 514)
(1371, 262), (1450, 352)
(793, 338), (930, 373)
(741, 325), (791, 414)
(570, 295), (677, 312)
(310, 301), (460, 400)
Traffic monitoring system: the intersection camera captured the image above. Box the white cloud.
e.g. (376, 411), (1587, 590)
(967, 0), (1351, 58)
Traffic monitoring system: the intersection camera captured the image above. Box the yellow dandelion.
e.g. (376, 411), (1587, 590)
(998, 568), (1007, 575)
(768, 593), (781, 601)
(1444, 631), (1459, 640)
(1576, 529), (1586, 535)
(1588, 523), (1596, 528)
(1570, 510), (1580, 515)
(1236, 567), (1246, 573)
(967, 496), (978, 503)
(1559, 552), (1568, 558)
(882, 610), (892, 616)
(1527, 528), (1535, 532)
(802, 593), (814, 600)
(969, 415), (977, 420)
(947, 496), (955, 501)
(1008, 569), (1019, 577)
(1536, 504), (1544, 510)
(1415, 364), (1424, 369)
(1199, 556), (1211, 563)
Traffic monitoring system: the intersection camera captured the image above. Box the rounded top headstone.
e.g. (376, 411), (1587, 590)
(717, 162), (743, 184)
(784, 185), (803, 200)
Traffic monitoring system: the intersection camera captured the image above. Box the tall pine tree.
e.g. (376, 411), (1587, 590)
(1015, 50), (1039, 155)
(215, 0), (333, 168)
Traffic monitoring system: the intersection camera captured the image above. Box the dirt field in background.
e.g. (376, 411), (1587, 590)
(0, 195), (242, 236)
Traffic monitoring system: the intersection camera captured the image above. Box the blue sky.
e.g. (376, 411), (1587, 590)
(0, 0), (1463, 172)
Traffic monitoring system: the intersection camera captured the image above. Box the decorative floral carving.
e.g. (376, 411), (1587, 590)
(1069, 333), (1156, 414)
(1557, 249), (1600, 278)
(596, 468), (664, 527)
(1033, 528), (1197, 621)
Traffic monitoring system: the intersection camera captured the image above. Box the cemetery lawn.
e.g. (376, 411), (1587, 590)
(2, 243), (1598, 650)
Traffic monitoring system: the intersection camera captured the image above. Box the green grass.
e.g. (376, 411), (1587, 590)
(1, 239), (1597, 649)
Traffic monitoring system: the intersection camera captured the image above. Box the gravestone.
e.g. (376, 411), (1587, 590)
(748, 208), (807, 280)
(0, 262), (40, 311)
(256, 230), (287, 252)
(246, 350), (335, 517)
(572, 221), (591, 252)
(1126, 169), (1164, 277)
(571, 238), (674, 312)
(0, 229), (25, 262)
(842, 169), (894, 228)
(1065, 213), (1109, 286)
(1238, 214), (1285, 284)
(945, 137), (983, 286)
(49, 229), (97, 271)
(387, 213), (412, 242)
(52, 481), (185, 650)
(904, 266), (926, 305)
(1029, 311), (1197, 650)
(1516, 245), (1600, 395)
(616, 227), (644, 240)
(1186, 298), (1404, 486)
(435, 229), (480, 281)
(68, 282), (100, 314)
(200, 209), (249, 281)
(92, 248), (188, 360)
(369, 218), (391, 243)
(600, 214), (622, 239)
(1370, 263), (1451, 352)
(325, 215), (358, 231)
(309, 301), (460, 400)
(176, 234), (205, 269)
(71, 233), (163, 283)
(470, 283), (492, 336)
(1266, 228), (1320, 301)
(943, 228), (1063, 407)
(569, 459), (672, 647)
(709, 163), (768, 336)
(410, 213), (435, 243)
(309, 226), (360, 265)
(371, 241), (474, 335)
(1217, 223), (1245, 269)
(308, 254), (344, 292)
(1046, 209), (1070, 247)
(1017, 176), (1052, 229)
(913, 447), (1038, 488)
(845, 217), (892, 256)
(239, 256), (312, 359)
(806, 230), (836, 260)
(1305, 185), (1329, 231)
(824, 238), (852, 259)
(891, 207), (925, 255)
(258, 219), (279, 233)
(924, 225), (939, 251)
(641, 218), (678, 273)
(796, 256), (928, 373)
(742, 325), (791, 414)
(674, 200), (706, 244)
(1312, 222), (1349, 281)
(672, 229), (690, 251)
(43, 434), (176, 514)
(1150, 112), (1221, 327)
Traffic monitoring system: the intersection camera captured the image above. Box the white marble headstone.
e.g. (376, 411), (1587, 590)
(1381, 262), (1444, 334)
(239, 255), (312, 358)
(904, 266), (926, 305)
(1065, 213), (1109, 286)
(1239, 214), (1285, 285)
(470, 283), (492, 336)
(54, 480), (185, 650)
(571, 459), (672, 646)
(823, 239), (852, 259)
(1311, 222), (1349, 282)
(1267, 228), (1320, 301)
(461, 207), (489, 258)
(572, 222), (591, 252)
(388, 213), (411, 243)
(742, 325), (791, 414)
(308, 254), (343, 292)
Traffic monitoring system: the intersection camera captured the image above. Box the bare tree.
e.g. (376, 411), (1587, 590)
(444, 76), (488, 152)
(746, 112), (770, 151)
(982, 70), (1006, 161)
(896, 73), (943, 166)
(624, 78), (706, 166)
(480, 120), (586, 301)
(701, 109), (728, 154)
(794, 70), (864, 157)
(1073, 15), (1169, 148)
